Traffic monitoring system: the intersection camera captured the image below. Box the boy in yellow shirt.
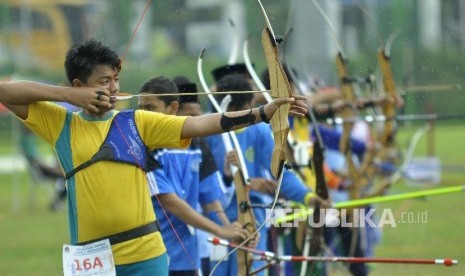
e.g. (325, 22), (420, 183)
(0, 40), (307, 275)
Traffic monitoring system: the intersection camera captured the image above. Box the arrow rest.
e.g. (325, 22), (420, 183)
(239, 200), (251, 213)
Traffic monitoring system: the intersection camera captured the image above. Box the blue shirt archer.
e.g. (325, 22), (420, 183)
(147, 138), (224, 271)
(207, 122), (312, 275)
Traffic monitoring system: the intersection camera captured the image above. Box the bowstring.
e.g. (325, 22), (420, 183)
(119, 0), (153, 65)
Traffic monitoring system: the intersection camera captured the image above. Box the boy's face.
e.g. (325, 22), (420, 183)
(138, 95), (176, 115)
(76, 65), (119, 116)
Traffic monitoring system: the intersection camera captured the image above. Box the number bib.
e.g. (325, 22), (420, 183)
(63, 239), (116, 276)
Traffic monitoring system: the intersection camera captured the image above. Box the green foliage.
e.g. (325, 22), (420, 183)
(109, 0), (133, 46)
(120, 51), (227, 93)
(399, 48), (465, 114)
(372, 189), (463, 276)
(0, 173), (68, 276)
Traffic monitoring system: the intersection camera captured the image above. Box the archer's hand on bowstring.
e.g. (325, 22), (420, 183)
(66, 88), (113, 114)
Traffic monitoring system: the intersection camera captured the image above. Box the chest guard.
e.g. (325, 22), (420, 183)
(65, 110), (160, 179)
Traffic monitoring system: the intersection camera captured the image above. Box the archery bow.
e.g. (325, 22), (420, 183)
(212, 1), (295, 274)
(256, 0), (292, 180)
(364, 32), (403, 196)
(254, 0), (292, 231)
(245, 24), (317, 275)
(197, 49), (257, 276)
(243, 34), (308, 182)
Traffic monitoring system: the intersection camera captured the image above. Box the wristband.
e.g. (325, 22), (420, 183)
(259, 105), (270, 124)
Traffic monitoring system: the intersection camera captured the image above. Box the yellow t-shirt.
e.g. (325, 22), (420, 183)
(22, 101), (190, 265)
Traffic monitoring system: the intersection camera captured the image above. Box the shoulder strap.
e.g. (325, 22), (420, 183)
(65, 110), (160, 179)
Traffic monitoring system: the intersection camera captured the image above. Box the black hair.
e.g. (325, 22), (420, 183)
(138, 76), (179, 106)
(211, 63), (249, 82)
(64, 39), (121, 84)
(173, 76), (192, 87)
(173, 76), (198, 105)
(215, 73), (253, 111)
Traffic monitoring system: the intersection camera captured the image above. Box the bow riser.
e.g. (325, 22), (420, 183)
(308, 140), (329, 264)
(234, 171), (256, 275)
(335, 53), (356, 154)
(377, 50), (397, 147)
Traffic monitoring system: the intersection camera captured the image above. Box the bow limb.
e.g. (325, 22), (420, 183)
(368, 124), (430, 197)
(376, 33), (400, 163)
(244, 36), (301, 152)
(244, 35), (308, 182)
(259, 19), (292, 180)
(378, 32), (399, 148)
(243, 38), (272, 100)
(227, 18), (241, 65)
(255, 0), (292, 223)
(197, 49), (256, 276)
(246, 26), (327, 273)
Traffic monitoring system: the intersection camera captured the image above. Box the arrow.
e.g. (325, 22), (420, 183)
(324, 112), (465, 125)
(115, 90), (269, 100)
(209, 237), (458, 267)
(275, 185), (465, 224)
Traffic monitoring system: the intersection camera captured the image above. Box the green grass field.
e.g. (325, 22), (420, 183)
(0, 121), (463, 275)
